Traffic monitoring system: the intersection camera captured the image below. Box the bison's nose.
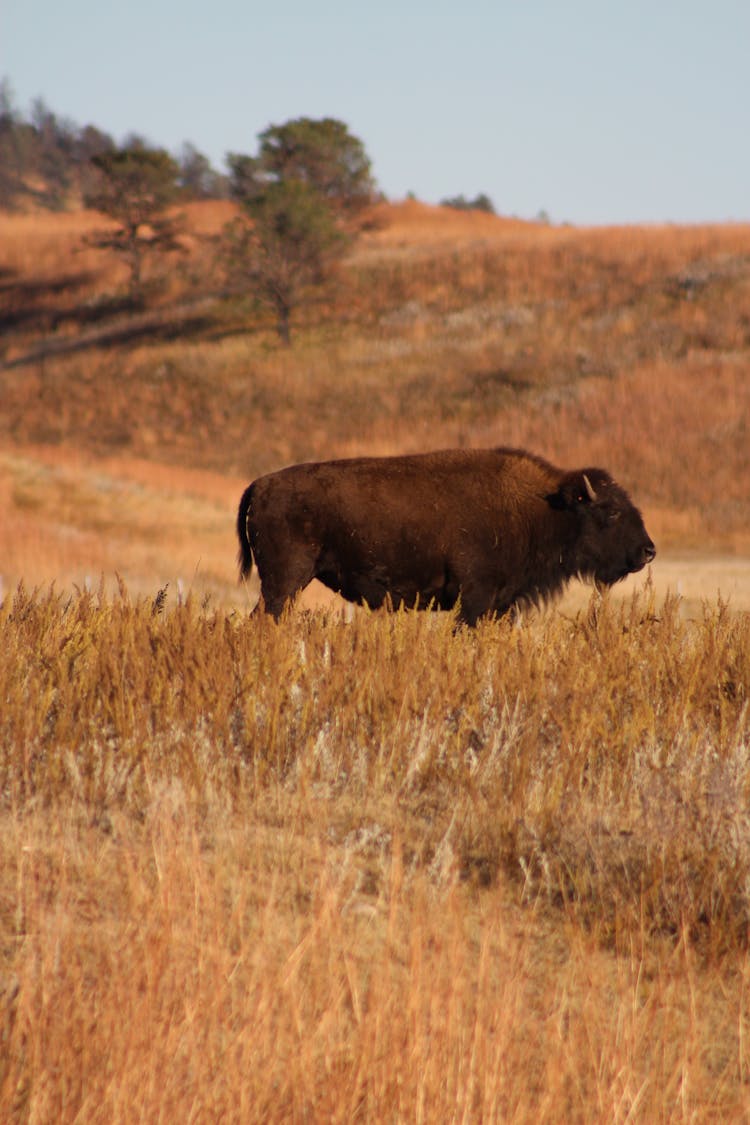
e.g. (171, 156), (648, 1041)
(644, 541), (656, 564)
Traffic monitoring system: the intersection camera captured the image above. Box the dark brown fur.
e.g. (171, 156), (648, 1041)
(237, 447), (656, 625)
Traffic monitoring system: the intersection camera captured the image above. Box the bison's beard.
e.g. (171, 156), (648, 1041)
(593, 571), (629, 592)
(592, 558), (649, 589)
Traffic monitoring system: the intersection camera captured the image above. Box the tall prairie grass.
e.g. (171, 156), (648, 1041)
(1, 585), (749, 1120)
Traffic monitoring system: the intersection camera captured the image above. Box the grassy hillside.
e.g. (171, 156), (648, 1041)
(1, 200), (749, 603)
(1, 202), (749, 1120)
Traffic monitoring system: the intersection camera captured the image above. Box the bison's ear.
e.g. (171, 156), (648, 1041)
(546, 473), (597, 512)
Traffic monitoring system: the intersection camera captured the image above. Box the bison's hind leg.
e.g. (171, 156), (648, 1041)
(254, 543), (319, 621)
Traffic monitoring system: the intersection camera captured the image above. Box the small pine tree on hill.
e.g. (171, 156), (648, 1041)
(84, 141), (183, 301)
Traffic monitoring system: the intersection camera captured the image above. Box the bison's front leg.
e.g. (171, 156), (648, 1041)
(453, 568), (522, 625)
(252, 539), (318, 620)
(454, 586), (498, 627)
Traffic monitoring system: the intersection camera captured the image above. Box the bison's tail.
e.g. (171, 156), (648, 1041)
(236, 483), (256, 581)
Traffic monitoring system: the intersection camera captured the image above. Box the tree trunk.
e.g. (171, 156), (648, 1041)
(127, 223), (143, 304)
(275, 299), (292, 346)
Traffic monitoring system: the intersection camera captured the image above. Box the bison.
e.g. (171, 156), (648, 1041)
(237, 447), (655, 625)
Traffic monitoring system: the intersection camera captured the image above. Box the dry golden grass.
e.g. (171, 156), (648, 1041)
(1, 586), (749, 1121)
(0, 210), (115, 281)
(0, 202), (232, 284)
(1, 200), (750, 1120)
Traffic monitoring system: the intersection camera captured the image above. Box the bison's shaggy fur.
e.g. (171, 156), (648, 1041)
(237, 447), (655, 625)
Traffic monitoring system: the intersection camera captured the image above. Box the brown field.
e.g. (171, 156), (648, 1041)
(1, 200), (750, 1120)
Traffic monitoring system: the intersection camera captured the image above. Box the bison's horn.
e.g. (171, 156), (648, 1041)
(582, 473), (597, 502)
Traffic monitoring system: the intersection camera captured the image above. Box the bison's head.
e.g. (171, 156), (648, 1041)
(548, 468), (656, 586)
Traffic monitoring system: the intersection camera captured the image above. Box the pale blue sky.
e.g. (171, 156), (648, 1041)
(3, 0), (749, 224)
